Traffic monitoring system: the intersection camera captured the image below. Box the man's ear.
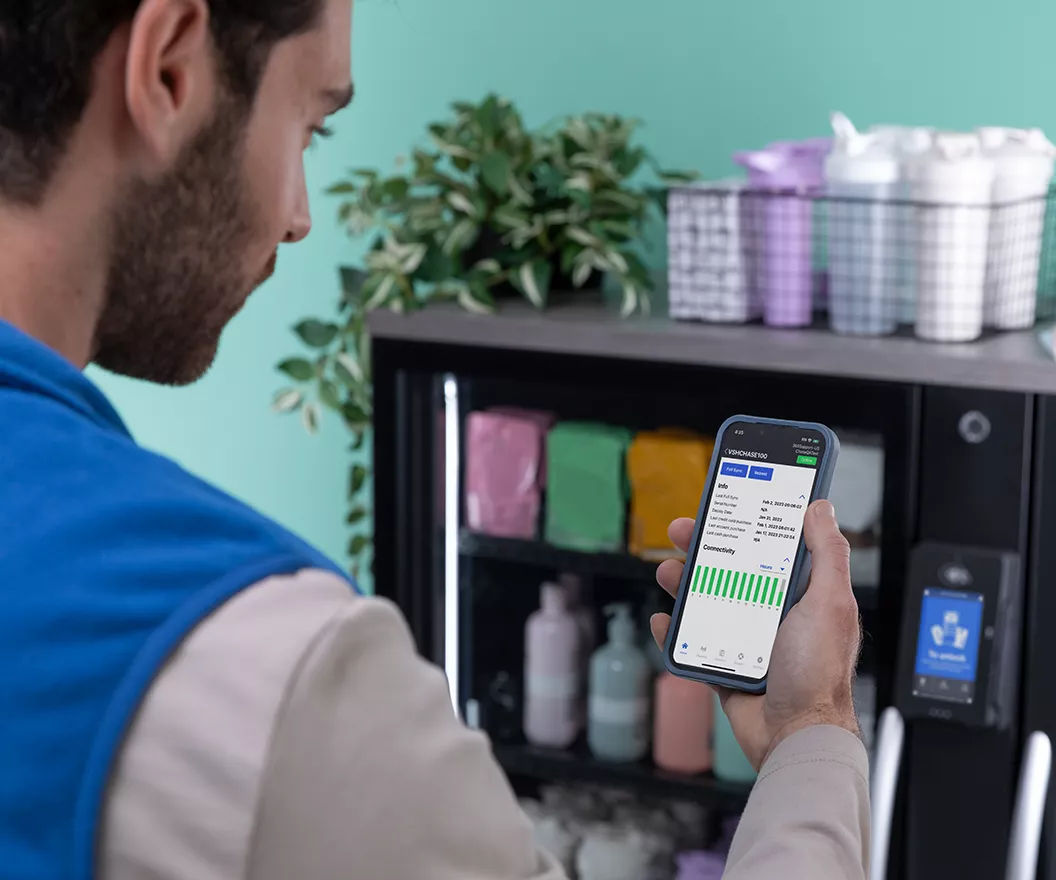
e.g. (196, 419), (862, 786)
(124, 0), (214, 168)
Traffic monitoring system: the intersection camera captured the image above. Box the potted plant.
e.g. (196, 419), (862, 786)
(273, 94), (695, 577)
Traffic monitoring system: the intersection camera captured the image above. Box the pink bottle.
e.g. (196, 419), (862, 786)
(653, 672), (714, 774)
(524, 583), (583, 748)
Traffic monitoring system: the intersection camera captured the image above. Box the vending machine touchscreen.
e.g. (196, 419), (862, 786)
(896, 543), (1020, 728)
(912, 587), (985, 707)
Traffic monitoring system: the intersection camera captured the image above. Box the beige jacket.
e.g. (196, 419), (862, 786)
(99, 571), (870, 879)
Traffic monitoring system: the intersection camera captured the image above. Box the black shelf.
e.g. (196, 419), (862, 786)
(459, 530), (880, 611)
(494, 742), (753, 808)
(460, 530), (662, 582)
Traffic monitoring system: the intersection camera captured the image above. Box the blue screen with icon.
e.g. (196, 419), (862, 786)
(914, 589), (984, 682)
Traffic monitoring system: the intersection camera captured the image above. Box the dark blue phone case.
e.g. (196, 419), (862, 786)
(662, 415), (841, 694)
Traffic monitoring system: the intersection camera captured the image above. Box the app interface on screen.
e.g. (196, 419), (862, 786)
(673, 424), (823, 681)
(913, 588), (984, 705)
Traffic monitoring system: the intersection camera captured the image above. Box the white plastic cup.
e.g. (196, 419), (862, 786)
(909, 134), (995, 342)
(868, 125), (936, 323)
(825, 113), (902, 335)
(977, 127), (1055, 330)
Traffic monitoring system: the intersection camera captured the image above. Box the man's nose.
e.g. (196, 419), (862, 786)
(285, 176), (312, 244)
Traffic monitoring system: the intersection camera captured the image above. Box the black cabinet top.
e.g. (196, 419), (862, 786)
(369, 300), (1056, 395)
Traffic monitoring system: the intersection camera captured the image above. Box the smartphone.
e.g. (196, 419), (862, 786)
(663, 415), (840, 693)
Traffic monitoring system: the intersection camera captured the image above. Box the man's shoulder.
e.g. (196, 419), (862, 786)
(1, 389), (348, 586)
(3, 378), (206, 500)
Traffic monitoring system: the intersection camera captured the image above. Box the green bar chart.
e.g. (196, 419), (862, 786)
(690, 565), (787, 609)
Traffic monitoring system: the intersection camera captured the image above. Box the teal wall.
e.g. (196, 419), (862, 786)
(347, 0), (1056, 176)
(93, 0), (1056, 587)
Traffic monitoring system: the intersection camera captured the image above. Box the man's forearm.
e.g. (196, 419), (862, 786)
(724, 726), (870, 880)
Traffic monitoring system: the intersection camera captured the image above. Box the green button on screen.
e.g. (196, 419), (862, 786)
(796, 454), (818, 466)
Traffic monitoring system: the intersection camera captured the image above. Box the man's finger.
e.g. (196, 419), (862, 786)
(802, 500), (852, 601)
(668, 518), (695, 553)
(656, 559), (684, 598)
(650, 612), (671, 651)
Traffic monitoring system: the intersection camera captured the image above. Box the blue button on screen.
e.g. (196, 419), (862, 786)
(720, 462), (749, 478)
(749, 466), (774, 481)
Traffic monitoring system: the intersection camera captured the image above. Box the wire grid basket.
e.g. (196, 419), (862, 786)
(668, 183), (1056, 342)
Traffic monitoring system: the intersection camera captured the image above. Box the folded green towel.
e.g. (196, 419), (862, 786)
(545, 422), (632, 552)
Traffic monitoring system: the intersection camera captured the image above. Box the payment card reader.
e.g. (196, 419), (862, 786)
(895, 542), (1021, 729)
(872, 542), (1023, 880)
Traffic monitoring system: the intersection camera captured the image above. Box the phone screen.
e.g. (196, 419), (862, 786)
(671, 421), (827, 682)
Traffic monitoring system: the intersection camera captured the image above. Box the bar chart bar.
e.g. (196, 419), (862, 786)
(690, 569), (788, 607)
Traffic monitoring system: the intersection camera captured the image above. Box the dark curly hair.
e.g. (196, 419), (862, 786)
(0, 1), (322, 205)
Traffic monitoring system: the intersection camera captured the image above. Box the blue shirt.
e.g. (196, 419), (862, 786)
(0, 321), (356, 879)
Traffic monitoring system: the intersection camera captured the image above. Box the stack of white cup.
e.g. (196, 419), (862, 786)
(976, 127), (1056, 330)
(866, 125), (936, 323)
(824, 113), (903, 335)
(908, 133), (995, 342)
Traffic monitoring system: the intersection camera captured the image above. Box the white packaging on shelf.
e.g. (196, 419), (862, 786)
(868, 124), (936, 323)
(667, 181), (759, 323)
(828, 434), (884, 589)
(577, 822), (652, 880)
(976, 126), (1056, 330)
(908, 133), (995, 342)
(825, 113), (903, 336)
(828, 440), (885, 534)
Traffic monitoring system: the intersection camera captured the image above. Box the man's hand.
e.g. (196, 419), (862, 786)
(651, 500), (862, 769)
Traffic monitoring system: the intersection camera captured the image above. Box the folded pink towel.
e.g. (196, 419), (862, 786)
(465, 410), (552, 539)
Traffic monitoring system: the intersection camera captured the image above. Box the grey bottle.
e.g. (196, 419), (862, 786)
(587, 603), (652, 762)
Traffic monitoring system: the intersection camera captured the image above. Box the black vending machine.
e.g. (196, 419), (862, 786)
(873, 389), (1043, 880)
(370, 304), (1056, 880)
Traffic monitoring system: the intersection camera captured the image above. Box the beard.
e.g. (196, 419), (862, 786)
(93, 95), (275, 386)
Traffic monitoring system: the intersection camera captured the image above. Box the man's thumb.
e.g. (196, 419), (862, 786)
(803, 500), (852, 592)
